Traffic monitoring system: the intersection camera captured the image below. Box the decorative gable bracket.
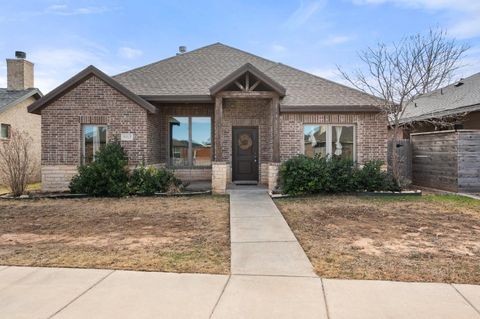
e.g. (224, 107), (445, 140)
(209, 63), (286, 97)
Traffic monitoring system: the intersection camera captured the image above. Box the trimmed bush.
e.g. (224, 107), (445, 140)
(279, 155), (399, 195)
(355, 160), (399, 192)
(130, 165), (182, 195)
(279, 155), (357, 195)
(69, 142), (130, 197)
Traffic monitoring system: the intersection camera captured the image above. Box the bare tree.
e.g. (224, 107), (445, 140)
(0, 130), (36, 196)
(338, 28), (469, 183)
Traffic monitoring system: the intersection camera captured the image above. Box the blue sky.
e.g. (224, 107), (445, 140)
(1, 0), (479, 93)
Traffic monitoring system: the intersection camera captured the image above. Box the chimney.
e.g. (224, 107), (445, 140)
(6, 51), (34, 91)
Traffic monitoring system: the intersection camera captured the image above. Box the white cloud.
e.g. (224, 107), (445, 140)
(308, 67), (345, 82)
(352, 0), (480, 38)
(286, 0), (326, 27)
(27, 47), (126, 93)
(45, 4), (110, 16)
(271, 44), (287, 53)
(322, 35), (352, 45)
(118, 47), (143, 59)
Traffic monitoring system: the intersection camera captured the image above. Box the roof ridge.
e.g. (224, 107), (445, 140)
(113, 43), (224, 78)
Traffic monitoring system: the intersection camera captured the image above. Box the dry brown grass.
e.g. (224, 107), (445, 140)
(0, 196), (230, 274)
(275, 195), (480, 284)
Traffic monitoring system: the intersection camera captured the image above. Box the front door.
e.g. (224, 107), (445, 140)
(232, 127), (259, 182)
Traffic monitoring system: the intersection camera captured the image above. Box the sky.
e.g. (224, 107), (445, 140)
(0, 0), (479, 93)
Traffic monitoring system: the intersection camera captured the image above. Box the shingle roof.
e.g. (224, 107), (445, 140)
(113, 43), (382, 110)
(401, 72), (480, 123)
(0, 88), (42, 114)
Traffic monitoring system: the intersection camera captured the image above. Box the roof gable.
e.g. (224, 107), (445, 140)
(209, 63), (286, 96)
(0, 88), (42, 114)
(28, 65), (157, 114)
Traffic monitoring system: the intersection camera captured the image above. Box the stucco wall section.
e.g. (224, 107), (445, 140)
(0, 96), (41, 182)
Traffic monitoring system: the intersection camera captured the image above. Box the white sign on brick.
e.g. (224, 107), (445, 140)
(121, 133), (134, 141)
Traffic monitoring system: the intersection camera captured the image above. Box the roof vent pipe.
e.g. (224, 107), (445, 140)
(15, 51), (26, 59)
(178, 46), (187, 54)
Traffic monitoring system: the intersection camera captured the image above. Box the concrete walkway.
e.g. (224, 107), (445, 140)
(1, 188), (480, 318)
(229, 188), (316, 277)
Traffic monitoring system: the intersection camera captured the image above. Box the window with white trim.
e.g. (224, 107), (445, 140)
(82, 125), (107, 164)
(303, 124), (355, 161)
(0, 123), (11, 139)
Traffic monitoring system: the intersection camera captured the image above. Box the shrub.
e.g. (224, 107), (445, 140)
(69, 142), (130, 197)
(130, 165), (182, 195)
(279, 155), (400, 195)
(355, 160), (386, 191)
(279, 155), (357, 195)
(0, 130), (36, 196)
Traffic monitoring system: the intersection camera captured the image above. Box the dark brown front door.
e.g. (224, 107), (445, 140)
(232, 127), (258, 182)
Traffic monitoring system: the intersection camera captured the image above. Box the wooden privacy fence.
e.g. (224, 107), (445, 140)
(411, 130), (480, 193)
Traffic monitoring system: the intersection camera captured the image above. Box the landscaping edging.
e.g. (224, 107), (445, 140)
(270, 190), (422, 198)
(0, 190), (212, 200)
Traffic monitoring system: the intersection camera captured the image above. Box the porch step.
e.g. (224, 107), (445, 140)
(233, 180), (258, 185)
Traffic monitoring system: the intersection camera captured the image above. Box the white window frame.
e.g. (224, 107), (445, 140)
(302, 124), (356, 161)
(81, 125), (107, 165)
(0, 123), (11, 140)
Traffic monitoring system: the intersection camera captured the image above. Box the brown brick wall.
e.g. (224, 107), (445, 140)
(41, 75), (149, 166)
(220, 99), (272, 162)
(280, 112), (387, 164)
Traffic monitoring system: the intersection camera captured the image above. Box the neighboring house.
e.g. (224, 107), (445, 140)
(0, 51), (42, 182)
(395, 72), (480, 193)
(27, 43), (387, 193)
(398, 72), (480, 138)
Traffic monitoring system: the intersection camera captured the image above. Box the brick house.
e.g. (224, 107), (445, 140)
(28, 43), (387, 193)
(1, 51), (42, 183)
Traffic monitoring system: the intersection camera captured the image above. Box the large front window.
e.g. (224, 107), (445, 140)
(303, 124), (355, 160)
(82, 125), (107, 164)
(170, 116), (212, 167)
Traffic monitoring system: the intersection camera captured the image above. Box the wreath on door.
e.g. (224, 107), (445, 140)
(238, 134), (253, 150)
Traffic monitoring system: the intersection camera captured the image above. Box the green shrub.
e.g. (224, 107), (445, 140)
(130, 165), (182, 195)
(355, 160), (389, 191)
(279, 155), (357, 195)
(69, 142), (130, 197)
(279, 155), (400, 195)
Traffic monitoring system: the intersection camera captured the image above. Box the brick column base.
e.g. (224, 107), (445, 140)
(268, 162), (281, 192)
(212, 162), (229, 194)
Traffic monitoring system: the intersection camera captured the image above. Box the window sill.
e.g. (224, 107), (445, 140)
(167, 166), (213, 170)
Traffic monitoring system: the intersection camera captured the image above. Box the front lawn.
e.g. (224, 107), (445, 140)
(0, 196), (230, 274)
(275, 194), (480, 284)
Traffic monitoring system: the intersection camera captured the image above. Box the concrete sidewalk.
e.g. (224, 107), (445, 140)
(1, 188), (480, 318)
(0, 266), (479, 318)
